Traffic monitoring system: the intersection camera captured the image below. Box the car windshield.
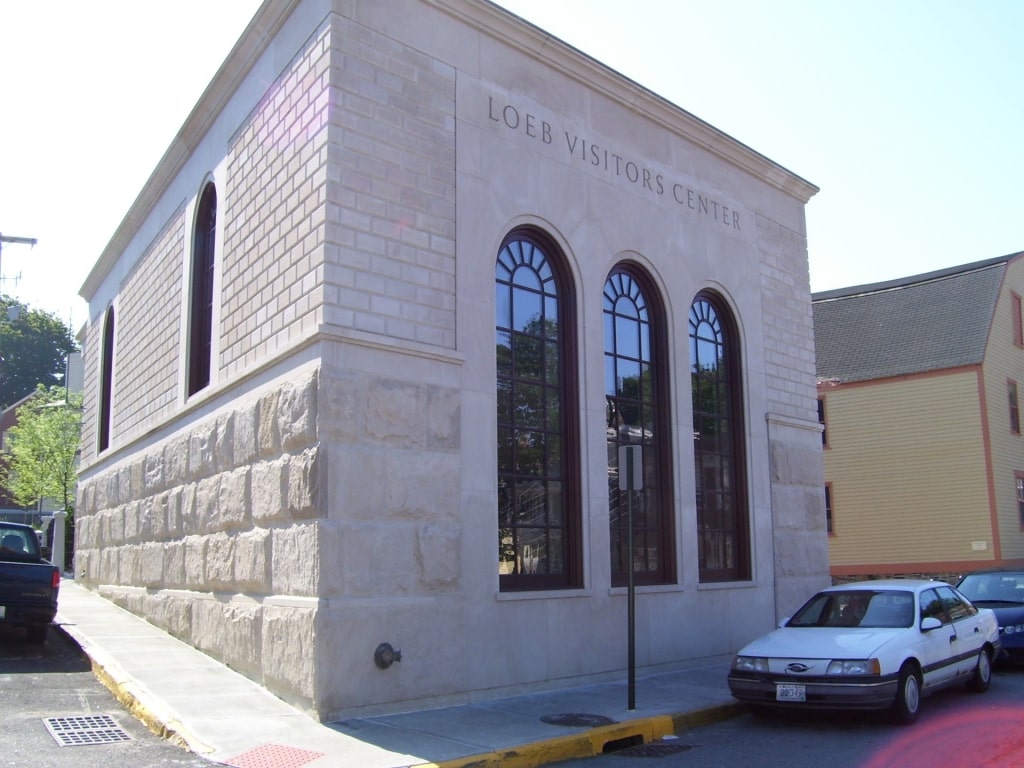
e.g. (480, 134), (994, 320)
(788, 590), (914, 629)
(958, 573), (1024, 605)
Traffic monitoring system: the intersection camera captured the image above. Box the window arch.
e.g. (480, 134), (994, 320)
(98, 305), (115, 452)
(689, 292), (749, 582)
(495, 230), (581, 590)
(187, 181), (216, 396)
(604, 265), (674, 586)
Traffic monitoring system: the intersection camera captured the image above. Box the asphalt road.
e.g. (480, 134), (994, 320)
(0, 622), (211, 768)
(551, 665), (1024, 768)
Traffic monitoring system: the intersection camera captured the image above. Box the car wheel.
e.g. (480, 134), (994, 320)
(26, 624), (48, 644)
(890, 663), (921, 725)
(967, 647), (992, 693)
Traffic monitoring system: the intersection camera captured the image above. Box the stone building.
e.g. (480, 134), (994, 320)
(75, 0), (826, 720)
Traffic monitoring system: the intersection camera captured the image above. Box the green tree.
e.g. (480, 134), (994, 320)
(1, 385), (82, 567)
(0, 296), (77, 409)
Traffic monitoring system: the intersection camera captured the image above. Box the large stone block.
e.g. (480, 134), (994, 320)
(215, 411), (236, 473)
(184, 536), (207, 588)
(279, 371), (318, 452)
(163, 540), (186, 588)
(189, 420), (218, 480)
(288, 448), (320, 520)
(415, 524), (460, 589)
(144, 451), (165, 495)
(261, 605), (316, 704)
(367, 379), (425, 446)
(252, 457), (288, 524)
(206, 532), (236, 591)
(140, 541), (166, 587)
(196, 475), (222, 533)
(235, 528), (271, 592)
(271, 524), (320, 596)
(193, 600), (263, 678)
(321, 372), (367, 441)
(234, 400), (259, 466)
(164, 435), (190, 488)
(257, 390), (281, 458)
(426, 386), (459, 450)
(220, 467), (252, 530)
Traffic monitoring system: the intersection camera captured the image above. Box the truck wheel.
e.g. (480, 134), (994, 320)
(890, 663), (921, 725)
(26, 624), (48, 644)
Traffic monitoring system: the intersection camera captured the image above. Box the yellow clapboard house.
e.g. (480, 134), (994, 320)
(814, 252), (1024, 579)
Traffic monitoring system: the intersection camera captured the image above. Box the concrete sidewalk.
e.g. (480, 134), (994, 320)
(55, 579), (742, 768)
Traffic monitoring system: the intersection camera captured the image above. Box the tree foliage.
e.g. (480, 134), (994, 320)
(1, 384), (82, 516)
(0, 295), (78, 410)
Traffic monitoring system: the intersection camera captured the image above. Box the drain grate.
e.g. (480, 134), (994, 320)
(614, 741), (695, 758)
(541, 713), (618, 727)
(42, 715), (132, 747)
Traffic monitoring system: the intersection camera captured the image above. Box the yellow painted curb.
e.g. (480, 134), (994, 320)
(412, 703), (743, 768)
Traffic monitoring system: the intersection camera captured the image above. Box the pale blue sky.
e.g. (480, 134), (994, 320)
(0, 0), (1020, 327)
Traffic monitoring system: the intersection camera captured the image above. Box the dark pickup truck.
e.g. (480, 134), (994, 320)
(0, 522), (60, 643)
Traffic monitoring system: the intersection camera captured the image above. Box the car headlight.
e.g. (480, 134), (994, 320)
(1002, 624), (1024, 635)
(733, 656), (769, 673)
(826, 659), (881, 676)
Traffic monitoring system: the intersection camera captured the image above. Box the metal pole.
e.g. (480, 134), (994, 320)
(626, 449), (636, 710)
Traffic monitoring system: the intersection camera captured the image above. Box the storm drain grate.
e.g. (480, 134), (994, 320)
(541, 713), (618, 728)
(42, 715), (132, 747)
(614, 741), (695, 758)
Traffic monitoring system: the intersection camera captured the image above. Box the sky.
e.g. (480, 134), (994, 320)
(0, 0), (1021, 330)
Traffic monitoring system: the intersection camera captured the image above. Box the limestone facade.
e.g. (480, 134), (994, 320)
(76, 0), (827, 720)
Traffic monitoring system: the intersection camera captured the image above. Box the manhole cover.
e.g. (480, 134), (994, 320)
(42, 715), (132, 747)
(541, 713), (618, 727)
(615, 741), (695, 758)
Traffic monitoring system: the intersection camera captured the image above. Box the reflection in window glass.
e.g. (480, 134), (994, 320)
(495, 232), (580, 590)
(604, 268), (673, 586)
(690, 293), (749, 582)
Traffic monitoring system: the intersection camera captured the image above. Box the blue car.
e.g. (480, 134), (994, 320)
(957, 570), (1024, 665)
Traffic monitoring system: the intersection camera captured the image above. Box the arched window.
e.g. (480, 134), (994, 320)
(689, 292), (749, 582)
(98, 306), (115, 452)
(187, 182), (216, 396)
(604, 266), (673, 586)
(495, 230), (581, 590)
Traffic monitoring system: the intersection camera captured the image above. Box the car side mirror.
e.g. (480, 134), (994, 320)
(920, 617), (942, 632)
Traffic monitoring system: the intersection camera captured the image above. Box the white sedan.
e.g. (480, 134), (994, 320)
(727, 580), (1001, 724)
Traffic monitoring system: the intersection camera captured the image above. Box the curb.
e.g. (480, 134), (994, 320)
(415, 701), (745, 768)
(55, 620), (213, 756)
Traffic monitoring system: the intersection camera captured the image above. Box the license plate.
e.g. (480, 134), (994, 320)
(776, 683), (806, 702)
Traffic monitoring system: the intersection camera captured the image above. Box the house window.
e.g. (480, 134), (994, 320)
(604, 266), (674, 586)
(818, 396), (828, 446)
(98, 306), (115, 452)
(1010, 380), (1020, 435)
(825, 483), (833, 534)
(690, 292), (749, 582)
(1017, 474), (1024, 526)
(1013, 292), (1024, 348)
(495, 230), (581, 590)
(187, 182), (217, 396)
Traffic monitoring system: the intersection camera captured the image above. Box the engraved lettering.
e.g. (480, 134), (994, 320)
(487, 97), (743, 231)
(502, 105), (520, 130)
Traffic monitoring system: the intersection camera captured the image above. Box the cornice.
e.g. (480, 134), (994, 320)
(430, 0), (819, 203)
(79, 0), (303, 302)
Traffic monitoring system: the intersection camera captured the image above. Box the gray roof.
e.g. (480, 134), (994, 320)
(812, 254), (1023, 384)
